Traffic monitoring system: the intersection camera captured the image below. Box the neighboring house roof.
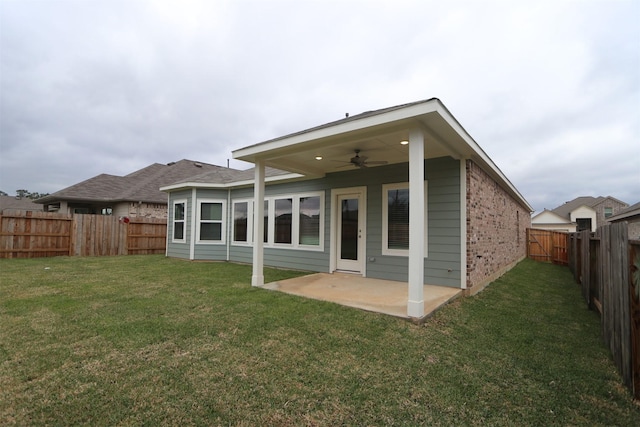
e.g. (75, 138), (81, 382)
(550, 196), (627, 220)
(0, 195), (43, 212)
(607, 201), (640, 222)
(531, 209), (573, 225)
(36, 160), (229, 205)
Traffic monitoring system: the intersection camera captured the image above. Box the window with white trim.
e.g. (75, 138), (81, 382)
(172, 200), (187, 243)
(231, 192), (324, 251)
(233, 201), (249, 243)
(299, 195), (321, 246)
(382, 182), (428, 256)
(196, 199), (225, 243)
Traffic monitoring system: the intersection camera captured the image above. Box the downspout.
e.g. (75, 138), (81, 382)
(460, 159), (467, 290)
(189, 188), (197, 260)
(165, 193), (170, 257)
(226, 188), (231, 261)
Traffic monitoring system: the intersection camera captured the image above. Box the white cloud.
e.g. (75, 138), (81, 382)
(0, 0), (638, 212)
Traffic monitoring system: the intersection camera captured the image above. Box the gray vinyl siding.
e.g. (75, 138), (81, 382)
(228, 180), (331, 272)
(166, 189), (192, 259)
(167, 156), (462, 287)
(360, 157), (461, 287)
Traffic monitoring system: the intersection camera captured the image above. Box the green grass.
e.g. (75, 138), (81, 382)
(0, 256), (638, 426)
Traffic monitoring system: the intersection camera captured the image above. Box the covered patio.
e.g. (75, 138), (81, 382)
(261, 273), (462, 320)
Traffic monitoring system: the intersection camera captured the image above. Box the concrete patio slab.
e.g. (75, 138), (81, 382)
(261, 272), (462, 319)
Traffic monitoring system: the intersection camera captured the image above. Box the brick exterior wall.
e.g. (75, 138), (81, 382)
(466, 160), (531, 293)
(591, 198), (628, 228)
(126, 202), (169, 219)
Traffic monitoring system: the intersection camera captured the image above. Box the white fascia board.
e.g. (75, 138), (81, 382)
(158, 173), (304, 192)
(434, 103), (533, 212)
(232, 101), (440, 161)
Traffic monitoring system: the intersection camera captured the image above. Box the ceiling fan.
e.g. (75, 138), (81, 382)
(336, 149), (388, 168)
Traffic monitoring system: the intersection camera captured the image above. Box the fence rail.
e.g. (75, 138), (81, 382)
(527, 228), (569, 265)
(0, 210), (167, 258)
(567, 223), (639, 400)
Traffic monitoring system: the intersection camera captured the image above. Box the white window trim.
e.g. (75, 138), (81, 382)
(196, 198), (226, 244)
(230, 191), (324, 252)
(172, 199), (187, 244)
(381, 182), (428, 257)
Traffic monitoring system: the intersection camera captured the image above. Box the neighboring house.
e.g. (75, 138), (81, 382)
(532, 196), (629, 233)
(607, 201), (640, 240)
(0, 195), (43, 212)
(161, 98), (533, 319)
(36, 160), (225, 219)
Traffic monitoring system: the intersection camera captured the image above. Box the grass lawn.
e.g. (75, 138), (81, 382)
(1, 256), (638, 426)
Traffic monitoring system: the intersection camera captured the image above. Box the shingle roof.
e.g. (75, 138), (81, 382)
(607, 201), (640, 222)
(172, 166), (291, 186)
(551, 196), (603, 219)
(36, 160), (233, 205)
(241, 98), (437, 150)
(0, 195), (43, 212)
(551, 196), (627, 219)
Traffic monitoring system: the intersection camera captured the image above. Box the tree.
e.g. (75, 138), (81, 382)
(14, 189), (50, 199)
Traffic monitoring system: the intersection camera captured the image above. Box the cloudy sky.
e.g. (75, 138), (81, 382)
(1, 0), (638, 213)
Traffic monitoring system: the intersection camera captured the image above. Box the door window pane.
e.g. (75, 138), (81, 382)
(341, 198), (358, 260)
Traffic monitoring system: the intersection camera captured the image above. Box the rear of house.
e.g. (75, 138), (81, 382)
(162, 99), (532, 318)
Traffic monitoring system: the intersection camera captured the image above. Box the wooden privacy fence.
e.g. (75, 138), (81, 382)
(0, 210), (167, 258)
(568, 222), (640, 400)
(527, 228), (569, 265)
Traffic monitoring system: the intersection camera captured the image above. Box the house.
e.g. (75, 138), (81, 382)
(0, 195), (43, 213)
(161, 98), (533, 319)
(607, 201), (640, 240)
(36, 160), (225, 219)
(532, 196), (629, 232)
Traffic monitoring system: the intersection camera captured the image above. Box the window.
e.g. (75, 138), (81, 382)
(382, 182), (427, 256)
(274, 198), (293, 244)
(299, 196), (321, 246)
(233, 201), (249, 242)
(604, 207), (613, 218)
(197, 200), (225, 243)
(576, 218), (592, 232)
(263, 200), (269, 243)
(231, 192), (324, 251)
(172, 200), (186, 243)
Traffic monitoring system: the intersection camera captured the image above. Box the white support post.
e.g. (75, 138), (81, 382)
(252, 160), (265, 287)
(407, 128), (425, 318)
